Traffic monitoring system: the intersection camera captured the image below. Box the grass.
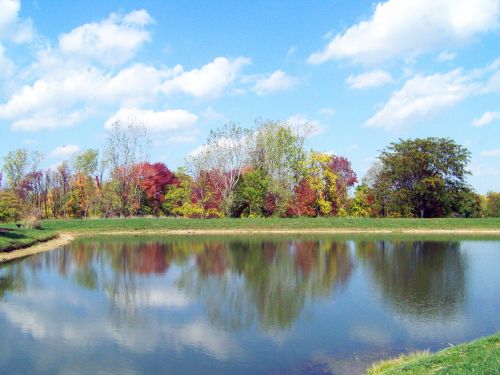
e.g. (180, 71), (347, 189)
(31, 217), (500, 232)
(366, 333), (500, 374)
(0, 227), (56, 252)
(1, 217), (499, 253)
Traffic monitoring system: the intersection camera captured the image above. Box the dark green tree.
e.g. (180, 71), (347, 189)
(375, 138), (472, 218)
(231, 168), (269, 217)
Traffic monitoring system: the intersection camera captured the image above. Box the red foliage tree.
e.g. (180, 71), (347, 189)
(191, 169), (224, 215)
(328, 156), (357, 193)
(135, 162), (177, 213)
(327, 156), (357, 215)
(287, 178), (316, 217)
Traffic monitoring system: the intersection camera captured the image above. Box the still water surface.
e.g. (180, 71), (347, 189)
(0, 236), (499, 374)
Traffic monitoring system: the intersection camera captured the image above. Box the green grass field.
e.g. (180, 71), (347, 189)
(1, 217), (499, 253)
(33, 217), (500, 232)
(0, 227), (56, 252)
(366, 333), (500, 374)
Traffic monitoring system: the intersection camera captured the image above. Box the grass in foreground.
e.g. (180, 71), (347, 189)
(0, 227), (56, 252)
(31, 217), (500, 233)
(367, 333), (500, 374)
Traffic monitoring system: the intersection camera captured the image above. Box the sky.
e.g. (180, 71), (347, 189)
(0, 0), (499, 193)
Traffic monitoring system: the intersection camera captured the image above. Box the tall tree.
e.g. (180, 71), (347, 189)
(104, 121), (151, 216)
(2, 149), (42, 191)
(187, 122), (252, 215)
(375, 138), (472, 218)
(251, 120), (306, 215)
(73, 149), (99, 177)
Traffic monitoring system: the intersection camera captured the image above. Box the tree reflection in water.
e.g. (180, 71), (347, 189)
(0, 237), (467, 332)
(0, 237), (355, 332)
(179, 239), (354, 331)
(356, 240), (467, 318)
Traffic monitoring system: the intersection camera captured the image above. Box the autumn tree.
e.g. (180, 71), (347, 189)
(187, 122), (252, 215)
(287, 178), (316, 217)
(483, 191), (500, 217)
(135, 162), (177, 214)
(302, 152), (357, 216)
(104, 121), (151, 216)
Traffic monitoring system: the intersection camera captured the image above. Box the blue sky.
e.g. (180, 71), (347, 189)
(0, 0), (499, 193)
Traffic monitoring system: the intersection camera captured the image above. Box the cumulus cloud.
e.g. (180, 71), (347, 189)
(286, 115), (324, 137)
(0, 0), (34, 43)
(0, 45), (15, 78)
(480, 148), (500, 157)
(200, 106), (225, 122)
(346, 70), (393, 89)
(104, 108), (198, 134)
(58, 9), (153, 66)
(10, 109), (91, 131)
(160, 57), (250, 98)
(50, 144), (81, 158)
(470, 163), (499, 177)
(437, 51), (457, 62)
(365, 69), (474, 130)
(0, 64), (172, 130)
(308, 0), (500, 64)
(472, 111), (500, 127)
(253, 70), (298, 95)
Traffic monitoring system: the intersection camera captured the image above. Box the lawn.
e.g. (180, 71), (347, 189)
(0, 227), (56, 252)
(1, 217), (499, 253)
(34, 217), (500, 232)
(366, 332), (500, 374)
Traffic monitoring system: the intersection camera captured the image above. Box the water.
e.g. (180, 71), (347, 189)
(0, 236), (499, 374)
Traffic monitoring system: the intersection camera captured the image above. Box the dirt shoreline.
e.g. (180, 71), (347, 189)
(62, 228), (500, 235)
(1, 228), (499, 263)
(0, 234), (74, 263)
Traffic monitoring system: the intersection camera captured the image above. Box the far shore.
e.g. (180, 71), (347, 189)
(1, 220), (500, 263)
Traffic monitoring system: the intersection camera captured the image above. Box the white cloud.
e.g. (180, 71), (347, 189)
(0, 0), (19, 36)
(0, 0), (34, 43)
(10, 109), (92, 132)
(0, 64), (169, 130)
(50, 144), (81, 159)
(317, 108), (336, 118)
(58, 9), (153, 66)
(437, 51), (457, 62)
(346, 70), (393, 89)
(253, 70), (298, 96)
(472, 111), (500, 127)
(105, 108), (198, 133)
(470, 163), (499, 177)
(286, 115), (324, 137)
(480, 148), (500, 157)
(160, 57), (250, 98)
(365, 69), (473, 130)
(308, 0), (500, 64)
(0, 45), (15, 78)
(200, 106), (225, 122)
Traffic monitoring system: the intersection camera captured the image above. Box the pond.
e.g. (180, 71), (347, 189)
(0, 236), (499, 374)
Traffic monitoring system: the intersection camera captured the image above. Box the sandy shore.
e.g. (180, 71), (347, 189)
(61, 228), (500, 236)
(0, 234), (74, 263)
(1, 228), (499, 263)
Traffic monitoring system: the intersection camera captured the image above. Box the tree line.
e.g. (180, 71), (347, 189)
(0, 120), (499, 223)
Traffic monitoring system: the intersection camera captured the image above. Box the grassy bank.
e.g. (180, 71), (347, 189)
(0, 227), (56, 252)
(1, 217), (499, 253)
(34, 217), (500, 232)
(367, 333), (500, 374)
